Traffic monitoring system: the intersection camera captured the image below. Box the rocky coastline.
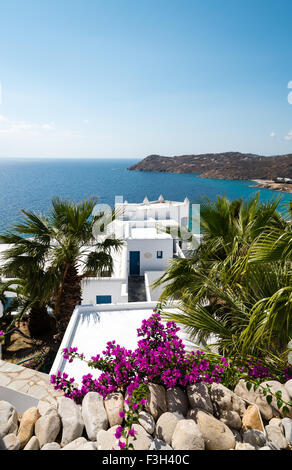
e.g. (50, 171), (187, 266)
(128, 153), (292, 187)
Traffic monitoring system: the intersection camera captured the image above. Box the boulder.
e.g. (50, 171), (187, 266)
(188, 409), (236, 450)
(231, 429), (242, 443)
(62, 437), (97, 450)
(166, 387), (189, 417)
(220, 410), (242, 430)
(23, 436), (40, 450)
(242, 429), (267, 448)
(242, 405), (264, 432)
(127, 424), (153, 450)
(104, 392), (124, 427)
(2, 433), (20, 450)
(282, 417), (292, 444)
(172, 419), (204, 450)
(261, 380), (292, 418)
(17, 406), (40, 449)
(149, 439), (173, 450)
(187, 383), (213, 414)
(285, 379), (292, 399)
(235, 442), (256, 450)
(234, 379), (273, 421)
(210, 383), (246, 418)
(0, 401), (18, 438)
(41, 442), (61, 450)
(82, 392), (108, 440)
(145, 383), (167, 420)
(138, 411), (155, 435)
(265, 424), (289, 450)
(155, 412), (179, 445)
(35, 408), (61, 448)
(269, 418), (283, 430)
(58, 396), (84, 447)
(96, 429), (118, 450)
(38, 402), (57, 417)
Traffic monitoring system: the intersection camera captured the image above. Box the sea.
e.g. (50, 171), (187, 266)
(0, 157), (291, 233)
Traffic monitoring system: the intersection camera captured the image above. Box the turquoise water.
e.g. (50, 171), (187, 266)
(0, 157), (291, 232)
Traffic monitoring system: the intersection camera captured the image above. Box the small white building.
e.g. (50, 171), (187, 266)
(80, 195), (195, 305)
(0, 196), (200, 312)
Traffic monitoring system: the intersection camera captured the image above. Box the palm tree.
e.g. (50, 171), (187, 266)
(154, 194), (291, 364)
(0, 197), (123, 337)
(154, 193), (284, 302)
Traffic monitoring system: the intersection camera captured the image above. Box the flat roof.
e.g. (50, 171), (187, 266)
(130, 227), (172, 240)
(50, 303), (196, 386)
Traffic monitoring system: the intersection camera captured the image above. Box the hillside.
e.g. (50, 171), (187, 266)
(128, 152), (292, 180)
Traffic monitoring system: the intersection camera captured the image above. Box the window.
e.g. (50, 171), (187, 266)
(96, 295), (112, 304)
(157, 251), (163, 259)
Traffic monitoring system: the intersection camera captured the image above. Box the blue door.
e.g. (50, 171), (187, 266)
(96, 295), (112, 304)
(129, 251), (140, 275)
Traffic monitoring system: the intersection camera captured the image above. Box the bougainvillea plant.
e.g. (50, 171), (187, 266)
(114, 382), (149, 450)
(51, 311), (229, 403)
(50, 310), (292, 422)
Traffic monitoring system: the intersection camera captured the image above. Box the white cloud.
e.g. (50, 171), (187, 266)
(0, 116), (56, 136)
(284, 130), (292, 141)
(288, 81), (292, 89)
(270, 131), (276, 138)
(84, 119), (89, 124)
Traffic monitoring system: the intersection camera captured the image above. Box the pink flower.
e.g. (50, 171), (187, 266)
(114, 426), (123, 440)
(118, 440), (126, 450)
(128, 427), (136, 437)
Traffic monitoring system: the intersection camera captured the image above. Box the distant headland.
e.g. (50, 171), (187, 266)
(128, 152), (292, 193)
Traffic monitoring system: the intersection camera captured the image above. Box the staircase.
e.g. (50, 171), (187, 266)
(128, 276), (147, 302)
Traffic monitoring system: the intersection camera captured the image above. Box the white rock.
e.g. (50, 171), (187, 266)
(172, 419), (205, 450)
(187, 383), (213, 414)
(62, 437), (96, 450)
(243, 429), (267, 448)
(269, 418), (283, 430)
(155, 412), (179, 445)
(41, 442), (61, 450)
(285, 379), (292, 400)
(265, 424), (289, 450)
(261, 380), (292, 418)
(234, 379), (273, 421)
(58, 397), (84, 447)
(2, 433), (20, 450)
(145, 383), (167, 420)
(23, 436), (40, 450)
(220, 410), (242, 430)
(188, 409), (236, 450)
(82, 392), (108, 440)
(282, 417), (292, 443)
(235, 442), (256, 450)
(35, 409), (61, 447)
(0, 401), (18, 438)
(210, 383), (246, 417)
(149, 439), (173, 450)
(104, 392), (124, 427)
(138, 411), (155, 435)
(166, 387), (189, 417)
(96, 429), (118, 450)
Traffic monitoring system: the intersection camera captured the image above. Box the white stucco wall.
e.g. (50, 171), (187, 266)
(81, 278), (128, 305)
(127, 237), (173, 275)
(144, 271), (166, 302)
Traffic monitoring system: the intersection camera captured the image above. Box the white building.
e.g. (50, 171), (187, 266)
(0, 196), (200, 313)
(81, 195), (195, 305)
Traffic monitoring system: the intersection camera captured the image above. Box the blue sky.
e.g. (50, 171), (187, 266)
(0, 0), (291, 158)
